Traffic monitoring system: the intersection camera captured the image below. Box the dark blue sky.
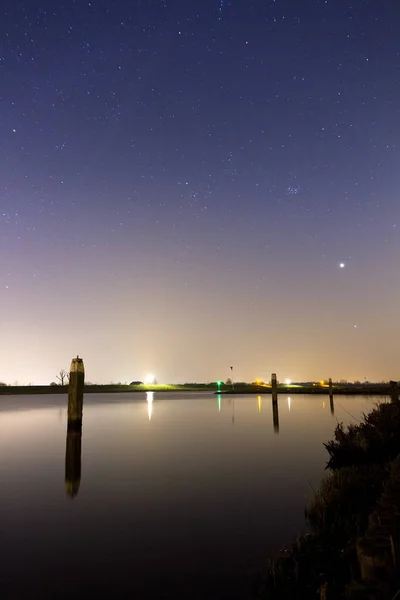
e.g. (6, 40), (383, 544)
(1, 0), (399, 384)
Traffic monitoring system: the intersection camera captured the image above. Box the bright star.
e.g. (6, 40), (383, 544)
(339, 263), (345, 268)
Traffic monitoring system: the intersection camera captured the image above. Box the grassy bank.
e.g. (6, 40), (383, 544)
(0, 383), (216, 395)
(254, 395), (400, 599)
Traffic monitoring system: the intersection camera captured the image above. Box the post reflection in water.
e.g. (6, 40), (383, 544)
(65, 426), (82, 499)
(147, 391), (154, 421)
(258, 395), (262, 413)
(272, 401), (279, 434)
(330, 394), (335, 416)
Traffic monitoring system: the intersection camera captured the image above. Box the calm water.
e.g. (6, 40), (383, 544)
(0, 392), (380, 599)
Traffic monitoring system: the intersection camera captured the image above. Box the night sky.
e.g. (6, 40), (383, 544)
(1, 0), (399, 385)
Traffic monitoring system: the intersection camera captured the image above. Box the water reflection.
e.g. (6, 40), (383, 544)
(288, 396), (291, 411)
(272, 400), (279, 434)
(217, 394), (221, 412)
(0, 393), (379, 600)
(258, 396), (262, 413)
(146, 391), (154, 421)
(330, 394), (335, 416)
(65, 426), (82, 499)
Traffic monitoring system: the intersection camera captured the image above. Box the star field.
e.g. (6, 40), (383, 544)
(1, 0), (399, 384)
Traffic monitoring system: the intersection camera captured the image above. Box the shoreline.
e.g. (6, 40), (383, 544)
(0, 382), (394, 396)
(218, 383), (393, 396)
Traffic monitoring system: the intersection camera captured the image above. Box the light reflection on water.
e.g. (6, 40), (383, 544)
(146, 391), (153, 421)
(0, 392), (381, 598)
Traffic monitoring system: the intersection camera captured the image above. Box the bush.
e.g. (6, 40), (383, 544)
(306, 465), (386, 542)
(324, 400), (400, 469)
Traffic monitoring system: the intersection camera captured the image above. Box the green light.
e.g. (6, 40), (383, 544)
(217, 381), (222, 386)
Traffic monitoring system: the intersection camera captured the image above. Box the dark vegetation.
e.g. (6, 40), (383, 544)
(254, 393), (400, 599)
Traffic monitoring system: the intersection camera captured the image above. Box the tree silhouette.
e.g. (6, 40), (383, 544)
(56, 369), (69, 386)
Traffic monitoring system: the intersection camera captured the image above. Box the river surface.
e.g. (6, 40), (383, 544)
(0, 392), (381, 598)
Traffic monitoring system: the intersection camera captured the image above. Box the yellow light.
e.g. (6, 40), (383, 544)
(285, 379), (291, 385)
(258, 395), (262, 413)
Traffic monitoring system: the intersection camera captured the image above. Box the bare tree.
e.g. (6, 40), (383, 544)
(56, 369), (69, 386)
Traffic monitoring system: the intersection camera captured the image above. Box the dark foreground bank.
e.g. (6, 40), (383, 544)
(254, 392), (400, 599)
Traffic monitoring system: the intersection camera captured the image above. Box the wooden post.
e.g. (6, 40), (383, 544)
(271, 373), (278, 403)
(272, 400), (279, 434)
(389, 381), (399, 402)
(65, 427), (82, 498)
(328, 378), (333, 396)
(68, 356), (84, 429)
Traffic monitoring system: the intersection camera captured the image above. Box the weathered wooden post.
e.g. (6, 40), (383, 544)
(68, 356), (84, 429)
(271, 373), (278, 403)
(65, 427), (82, 498)
(272, 400), (279, 434)
(328, 378), (333, 396)
(389, 380), (399, 402)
